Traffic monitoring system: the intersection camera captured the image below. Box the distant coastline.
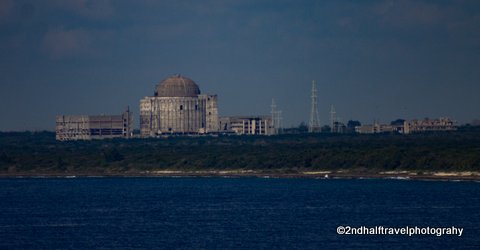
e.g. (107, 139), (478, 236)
(1, 170), (480, 181)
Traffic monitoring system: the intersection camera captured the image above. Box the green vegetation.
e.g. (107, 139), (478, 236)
(0, 129), (480, 175)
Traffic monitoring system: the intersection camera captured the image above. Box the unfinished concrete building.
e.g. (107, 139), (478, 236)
(404, 117), (457, 134)
(219, 116), (275, 135)
(140, 74), (219, 136)
(56, 108), (133, 141)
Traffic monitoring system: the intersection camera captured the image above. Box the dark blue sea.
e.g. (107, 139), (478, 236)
(0, 177), (479, 249)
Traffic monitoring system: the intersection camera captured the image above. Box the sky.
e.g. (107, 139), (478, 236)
(0, 0), (479, 131)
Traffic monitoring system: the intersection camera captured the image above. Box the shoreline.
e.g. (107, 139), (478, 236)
(1, 170), (480, 181)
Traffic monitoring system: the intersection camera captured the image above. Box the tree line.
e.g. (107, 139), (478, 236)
(0, 129), (479, 174)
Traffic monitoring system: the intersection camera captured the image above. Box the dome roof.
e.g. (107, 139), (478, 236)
(155, 74), (200, 97)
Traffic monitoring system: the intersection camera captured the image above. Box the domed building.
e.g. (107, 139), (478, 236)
(140, 74), (219, 136)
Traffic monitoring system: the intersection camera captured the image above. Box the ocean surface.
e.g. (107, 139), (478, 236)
(0, 177), (479, 249)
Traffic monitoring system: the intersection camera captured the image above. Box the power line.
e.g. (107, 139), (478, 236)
(309, 80), (321, 133)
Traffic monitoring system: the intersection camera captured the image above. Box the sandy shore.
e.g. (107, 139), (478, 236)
(1, 170), (480, 181)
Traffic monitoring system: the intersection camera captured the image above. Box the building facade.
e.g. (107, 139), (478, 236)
(331, 121), (346, 133)
(56, 109), (133, 141)
(140, 74), (219, 136)
(355, 122), (404, 134)
(219, 116), (275, 135)
(403, 117), (457, 134)
(354, 118), (456, 134)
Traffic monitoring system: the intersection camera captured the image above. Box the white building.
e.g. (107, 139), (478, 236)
(219, 116), (275, 135)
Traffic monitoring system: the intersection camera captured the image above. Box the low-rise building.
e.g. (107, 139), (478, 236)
(355, 122), (402, 134)
(219, 116), (275, 135)
(331, 121), (346, 133)
(403, 117), (457, 134)
(56, 108), (133, 141)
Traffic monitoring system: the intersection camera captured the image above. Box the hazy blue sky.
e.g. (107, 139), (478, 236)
(0, 0), (479, 130)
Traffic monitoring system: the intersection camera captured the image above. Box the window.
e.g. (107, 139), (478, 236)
(180, 105), (183, 110)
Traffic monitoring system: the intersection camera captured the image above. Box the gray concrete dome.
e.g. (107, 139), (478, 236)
(155, 74), (201, 97)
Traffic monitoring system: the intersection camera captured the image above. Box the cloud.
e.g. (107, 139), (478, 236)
(447, 14), (480, 45)
(0, 0), (14, 20)
(49, 0), (113, 19)
(42, 27), (91, 59)
(373, 0), (443, 28)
